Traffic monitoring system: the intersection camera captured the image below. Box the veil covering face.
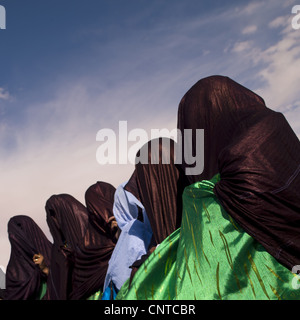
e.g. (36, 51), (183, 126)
(45, 194), (89, 300)
(84, 181), (118, 240)
(177, 75), (267, 183)
(125, 137), (188, 246)
(178, 75), (300, 270)
(69, 182), (118, 300)
(6, 215), (52, 300)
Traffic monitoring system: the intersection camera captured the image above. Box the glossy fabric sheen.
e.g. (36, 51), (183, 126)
(5, 216), (52, 300)
(177, 75), (267, 183)
(178, 75), (300, 270)
(37, 280), (47, 300)
(86, 290), (102, 300)
(45, 194), (90, 300)
(116, 175), (300, 300)
(85, 181), (118, 237)
(70, 182), (117, 300)
(126, 138), (188, 246)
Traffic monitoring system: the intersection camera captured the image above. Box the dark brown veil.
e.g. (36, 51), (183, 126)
(177, 75), (267, 183)
(125, 137), (188, 245)
(5, 215), (52, 300)
(178, 75), (300, 270)
(69, 181), (118, 300)
(45, 194), (89, 300)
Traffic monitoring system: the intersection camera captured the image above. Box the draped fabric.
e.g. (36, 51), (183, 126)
(45, 194), (89, 300)
(177, 75), (300, 270)
(125, 137), (188, 246)
(84, 181), (119, 240)
(177, 75), (267, 183)
(117, 175), (300, 300)
(103, 181), (153, 292)
(5, 215), (52, 300)
(69, 182), (118, 300)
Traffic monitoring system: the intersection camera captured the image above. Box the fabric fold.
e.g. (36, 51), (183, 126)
(103, 181), (152, 292)
(177, 75), (300, 270)
(5, 215), (52, 300)
(70, 181), (118, 300)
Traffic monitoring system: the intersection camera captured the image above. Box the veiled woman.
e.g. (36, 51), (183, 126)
(178, 75), (300, 271)
(5, 215), (52, 300)
(116, 137), (188, 295)
(45, 194), (89, 300)
(69, 181), (119, 300)
(126, 137), (187, 245)
(117, 75), (300, 300)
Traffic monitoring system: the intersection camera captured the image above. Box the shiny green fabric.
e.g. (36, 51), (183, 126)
(116, 174), (300, 300)
(86, 290), (102, 300)
(37, 280), (47, 300)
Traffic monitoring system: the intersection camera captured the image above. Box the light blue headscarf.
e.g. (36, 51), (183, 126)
(103, 181), (153, 293)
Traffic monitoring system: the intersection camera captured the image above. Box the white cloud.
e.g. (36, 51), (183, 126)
(269, 16), (288, 29)
(242, 25), (258, 35)
(239, 2), (264, 15)
(0, 88), (10, 100)
(229, 13), (300, 138)
(255, 22), (300, 111)
(232, 41), (253, 53)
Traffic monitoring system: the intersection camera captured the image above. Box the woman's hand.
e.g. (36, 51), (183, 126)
(107, 216), (118, 230)
(33, 253), (49, 276)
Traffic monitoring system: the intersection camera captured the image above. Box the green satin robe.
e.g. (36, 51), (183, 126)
(116, 174), (300, 300)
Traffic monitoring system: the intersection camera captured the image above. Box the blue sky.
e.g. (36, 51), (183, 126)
(0, 0), (300, 271)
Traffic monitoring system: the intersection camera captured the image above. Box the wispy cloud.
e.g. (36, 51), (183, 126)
(269, 16), (288, 29)
(227, 8), (300, 137)
(232, 41), (253, 53)
(242, 25), (258, 35)
(256, 19), (300, 110)
(0, 88), (10, 100)
(240, 1), (264, 15)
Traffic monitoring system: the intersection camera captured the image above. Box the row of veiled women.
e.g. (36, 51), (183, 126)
(2, 75), (300, 300)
